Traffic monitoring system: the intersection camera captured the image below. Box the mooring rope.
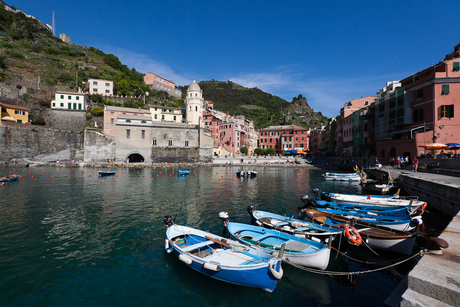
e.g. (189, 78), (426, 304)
(289, 250), (424, 276)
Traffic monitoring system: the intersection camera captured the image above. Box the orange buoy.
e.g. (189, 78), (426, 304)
(195, 174), (197, 177)
(29, 171), (31, 173)
(122, 172), (124, 174)
(81, 170), (83, 173)
(65, 175), (67, 178)
(43, 171), (45, 174)
(204, 172), (206, 174)
(208, 175), (210, 177)
(216, 172), (218, 174)
(9, 170), (12, 173)
(89, 174), (92, 177)
(116, 174), (118, 177)
(19, 175), (22, 178)
(52, 175), (54, 178)
(129, 175), (131, 177)
(143, 175), (145, 177)
(23, 170), (25, 173)
(149, 171), (151, 174)
(69, 170), (71, 173)
(32, 176), (34, 178)
(221, 175), (223, 178)
(170, 174), (172, 177)
(157, 175), (159, 177)
(91, 171), (93, 173)
(60, 170), (62, 173)
(160, 171), (162, 174)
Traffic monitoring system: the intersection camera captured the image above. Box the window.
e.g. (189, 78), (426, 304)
(417, 89), (423, 99)
(52, 103), (55, 107)
(152, 138), (157, 145)
(453, 62), (459, 72)
(17, 119), (22, 123)
(60, 103), (64, 107)
(60, 95), (64, 99)
(442, 84), (450, 95)
(141, 130), (145, 139)
(162, 115), (164, 120)
(93, 88), (98, 92)
(154, 114), (157, 119)
(195, 106), (198, 112)
(73, 103), (76, 110)
(126, 119), (131, 123)
(185, 140), (189, 147)
(68, 96), (71, 99)
(168, 139), (173, 146)
(78, 104), (82, 110)
(127, 129), (130, 139)
(68, 103), (71, 109)
(173, 116), (176, 121)
(105, 90), (109, 93)
(93, 81), (97, 85)
(364, 100), (369, 106)
(414, 108), (424, 122)
(105, 82), (110, 86)
(14, 110), (25, 115)
(439, 105), (454, 119)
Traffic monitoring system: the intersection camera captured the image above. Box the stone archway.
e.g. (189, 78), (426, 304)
(127, 153), (145, 163)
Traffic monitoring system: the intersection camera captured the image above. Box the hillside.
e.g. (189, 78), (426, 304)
(178, 80), (328, 128)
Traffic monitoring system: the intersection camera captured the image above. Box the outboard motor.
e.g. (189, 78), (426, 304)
(219, 212), (229, 236)
(300, 194), (310, 205)
(247, 205), (257, 224)
(321, 192), (331, 202)
(164, 215), (173, 228)
(312, 188), (321, 199)
(298, 195), (317, 211)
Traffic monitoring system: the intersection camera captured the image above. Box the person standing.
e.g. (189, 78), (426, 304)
(412, 157), (419, 172)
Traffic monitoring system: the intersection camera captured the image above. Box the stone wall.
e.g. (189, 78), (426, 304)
(151, 147), (200, 163)
(45, 109), (88, 131)
(0, 125), (82, 161)
(83, 129), (116, 163)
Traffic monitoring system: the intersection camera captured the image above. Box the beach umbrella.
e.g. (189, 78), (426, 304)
(446, 142), (460, 155)
(424, 143), (448, 150)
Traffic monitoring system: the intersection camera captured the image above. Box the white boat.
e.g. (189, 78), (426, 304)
(322, 172), (361, 181)
(311, 189), (426, 209)
(226, 222), (331, 270)
(164, 217), (283, 292)
(361, 179), (393, 195)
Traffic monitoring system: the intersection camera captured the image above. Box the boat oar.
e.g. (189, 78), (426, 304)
(205, 236), (233, 248)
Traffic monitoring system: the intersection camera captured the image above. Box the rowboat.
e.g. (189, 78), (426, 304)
(361, 180), (393, 194)
(246, 205), (350, 251)
(301, 208), (420, 255)
(236, 169), (245, 178)
(311, 189), (426, 209)
(322, 172), (361, 181)
(98, 170), (116, 177)
(302, 195), (426, 218)
(0, 174), (20, 182)
(247, 169), (257, 178)
(226, 221), (331, 270)
(178, 170), (190, 175)
(163, 216), (283, 293)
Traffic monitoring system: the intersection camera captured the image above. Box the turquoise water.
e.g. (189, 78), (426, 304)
(0, 166), (412, 306)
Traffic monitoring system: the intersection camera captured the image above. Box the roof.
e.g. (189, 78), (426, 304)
(104, 105), (151, 114)
(187, 79), (201, 92)
(0, 102), (30, 111)
(261, 125), (308, 131)
(55, 91), (89, 96)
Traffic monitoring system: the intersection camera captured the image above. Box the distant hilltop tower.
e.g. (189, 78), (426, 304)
(186, 79), (203, 127)
(52, 11), (55, 36)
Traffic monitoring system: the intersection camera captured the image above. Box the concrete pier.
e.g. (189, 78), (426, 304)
(372, 168), (460, 306)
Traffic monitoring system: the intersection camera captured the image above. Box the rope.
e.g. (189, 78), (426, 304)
(289, 250), (424, 276)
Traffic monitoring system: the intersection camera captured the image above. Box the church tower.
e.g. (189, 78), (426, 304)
(185, 79), (203, 127)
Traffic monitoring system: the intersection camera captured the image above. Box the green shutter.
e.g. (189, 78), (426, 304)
(68, 103), (71, 109)
(442, 84), (450, 95)
(453, 62), (459, 71)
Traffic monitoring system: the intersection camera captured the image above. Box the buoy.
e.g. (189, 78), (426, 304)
(91, 171), (93, 173)
(170, 174), (171, 177)
(122, 172), (124, 174)
(116, 174), (118, 177)
(65, 175), (67, 178)
(31, 176), (34, 178)
(29, 171), (31, 173)
(137, 171), (139, 174)
(216, 172), (218, 174)
(81, 170), (83, 173)
(149, 171), (151, 174)
(157, 175), (159, 177)
(160, 171), (162, 174)
(204, 172), (206, 174)
(89, 174), (91, 177)
(19, 176), (22, 178)
(60, 170), (62, 173)
(143, 175), (145, 177)
(52, 175), (54, 178)
(69, 170), (71, 173)
(208, 175), (210, 177)
(129, 175), (131, 177)
(221, 176), (223, 178)
(23, 170), (25, 173)
(235, 175), (237, 178)
(9, 171), (11, 173)
(43, 171), (45, 174)
(195, 174), (197, 177)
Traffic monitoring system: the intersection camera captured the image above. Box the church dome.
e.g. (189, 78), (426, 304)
(187, 79), (201, 92)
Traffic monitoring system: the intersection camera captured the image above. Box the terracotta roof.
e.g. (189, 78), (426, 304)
(0, 103), (30, 111)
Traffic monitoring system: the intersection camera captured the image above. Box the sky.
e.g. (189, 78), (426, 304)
(8, 0), (460, 117)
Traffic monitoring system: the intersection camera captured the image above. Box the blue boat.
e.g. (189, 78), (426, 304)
(163, 216), (283, 293)
(247, 169), (257, 178)
(226, 222), (331, 270)
(178, 170), (190, 175)
(0, 174), (19, 182)
(98, 170), (116, 177)
(246, 205), (350, 250)
(322, 172), (361, 181)
(236, 169), (245, 178)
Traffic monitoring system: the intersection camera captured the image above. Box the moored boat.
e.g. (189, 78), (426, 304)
(178, 170), (190, 175)
(322, 172), (361, 181)
(236, 169), (245, 178)
(98, 170), (116, 177)
(163, 215), (283, 293)
(226, 221), (331, 270)
(301, 208), (420, 255)
(247, 169), (258, 178)
(0, 174), (20, 182)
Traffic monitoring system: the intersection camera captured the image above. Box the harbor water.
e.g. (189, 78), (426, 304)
(1, 166), (429, 306)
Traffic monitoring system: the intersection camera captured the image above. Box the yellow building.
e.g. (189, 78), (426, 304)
(0, 102), (30, 125)
(150, 106), (182, 123)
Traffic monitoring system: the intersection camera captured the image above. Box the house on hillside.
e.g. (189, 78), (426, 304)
(51, 91), (89, 111)
(0, 103), (30, 125)
(150, 106), (183, 123)
(144, 72), (182, 98)
(88, 79), (114, 96)
(103, 105), (151, 137)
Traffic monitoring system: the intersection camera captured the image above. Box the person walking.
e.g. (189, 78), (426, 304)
(412, 157), (419, 172)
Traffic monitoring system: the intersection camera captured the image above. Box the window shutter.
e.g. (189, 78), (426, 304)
(449, 105), (454, 118)
(442, 84), (450, 95)
(438, 106), (442, 120)
(453, 62), (459, 71)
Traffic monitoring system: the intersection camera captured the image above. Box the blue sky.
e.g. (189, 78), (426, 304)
(9, 0), (460, 117)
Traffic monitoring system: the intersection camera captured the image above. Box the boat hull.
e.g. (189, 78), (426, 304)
(0, 174), (19, 182)
(323, 172), (361, 181)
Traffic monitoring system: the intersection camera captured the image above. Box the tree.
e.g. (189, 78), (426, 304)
(266, 148), (276, 156)
(254, 148), (263, 156)
(240, 147), (248, 154)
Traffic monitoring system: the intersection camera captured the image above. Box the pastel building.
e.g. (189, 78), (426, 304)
(144, 72), (182, 98)
(88, 79), (114, 96)
(51, 91), (89, 111)
(149, 106), (182, 123)
(0, 102), (30, 125)
(103, 105), (151, 137)
(259, 125), (309, 154)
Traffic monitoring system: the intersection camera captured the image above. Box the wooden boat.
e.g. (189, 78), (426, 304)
(226, 222), (331, 270)
(163, 216), (283, 293)
(361, 179), (393, 194)
(98, 170), (116, 177)
(322, 172), (361, 181)
(178, 170), (190, 175)
(247, 169), (258, 178)
(302, 194), (427, 217)
(301, 208), (420, 255)
(236, 169), (245, 178)
(0, 174), (20, 182)
(311, 189), (426, 209)
(246, 205), (350, 250)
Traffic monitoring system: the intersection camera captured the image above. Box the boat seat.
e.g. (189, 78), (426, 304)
(284, 241), (310, 252)
(181, 240), (214, 252)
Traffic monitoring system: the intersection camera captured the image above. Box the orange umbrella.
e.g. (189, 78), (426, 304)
(424, 143), (448, 150)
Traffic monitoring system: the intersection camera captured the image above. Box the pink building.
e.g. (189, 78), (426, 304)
(143, 72), (182, 98)
(376, 43), (460, 160)
(103, 105), (150, 137)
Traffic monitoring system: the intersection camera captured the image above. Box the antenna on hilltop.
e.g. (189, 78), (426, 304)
(52, 11), (55, 36)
